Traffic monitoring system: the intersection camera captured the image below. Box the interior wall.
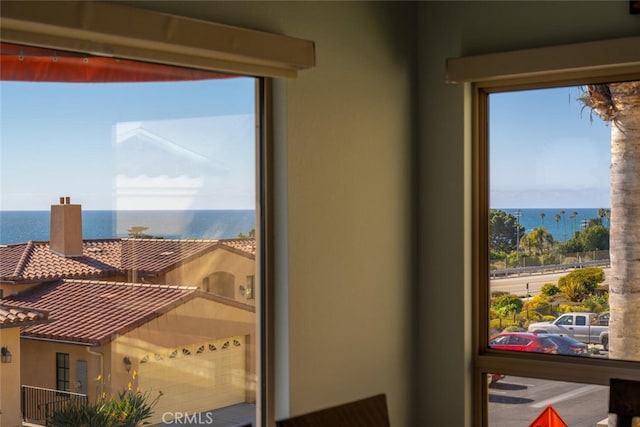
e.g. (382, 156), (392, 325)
(116, 1), (417, 425)
(417, 2), (640, 426)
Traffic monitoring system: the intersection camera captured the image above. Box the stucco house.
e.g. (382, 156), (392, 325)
(0, 198), (257, 423)
(0, 198), (257, 306)
(4, 279), (255, 425)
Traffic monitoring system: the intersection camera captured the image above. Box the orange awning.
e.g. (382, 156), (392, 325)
(1, 42), (233, 82)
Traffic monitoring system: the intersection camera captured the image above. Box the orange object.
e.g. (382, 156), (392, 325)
(529, 406), (568, 427)
(1, 42), (233, 82)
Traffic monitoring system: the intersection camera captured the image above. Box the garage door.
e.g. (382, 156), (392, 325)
(138, 335), (246, 422)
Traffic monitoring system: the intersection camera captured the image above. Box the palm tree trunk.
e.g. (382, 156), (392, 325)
(608, 81), (640, 361)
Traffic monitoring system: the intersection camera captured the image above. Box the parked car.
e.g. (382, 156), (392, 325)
(489, 332), (558, 354)
(527, 312), (609, 350)
(598, 311), (610, 326)
(540, 334), (589, 357)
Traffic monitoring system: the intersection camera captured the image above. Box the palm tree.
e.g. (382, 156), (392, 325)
(560, 210), (567, 241)
(539, 212), (546, 227)
(581, 82), (640, 361)
(569, 211), (578, 235)
(554, 213), (561, 237)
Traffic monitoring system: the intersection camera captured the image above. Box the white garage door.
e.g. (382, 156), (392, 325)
(138, 335), (246, 422)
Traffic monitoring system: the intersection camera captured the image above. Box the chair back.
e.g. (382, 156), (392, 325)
(275, 394), (390, 427)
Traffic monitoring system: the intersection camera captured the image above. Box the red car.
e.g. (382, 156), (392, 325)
(489, 332), (559, 354)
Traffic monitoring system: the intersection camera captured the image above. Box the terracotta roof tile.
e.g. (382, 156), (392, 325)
(3, 279), (197, 345)
(120, 239), (219, 273)
(0, 303), (48, 328)
(0, 238), (255, 282)
(219, 238), (256, 257)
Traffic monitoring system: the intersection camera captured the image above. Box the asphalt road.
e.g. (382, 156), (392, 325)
(489, 376), (609, 426)
(490, 267), (611, 297)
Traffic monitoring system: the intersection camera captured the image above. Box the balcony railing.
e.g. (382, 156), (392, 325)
(21, 385), (88, 426)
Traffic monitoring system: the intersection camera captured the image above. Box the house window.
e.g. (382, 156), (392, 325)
(211, 272), (236, 299)
(246, 275), (255, 299)
(56, 353), (70, 391)
(447, 36), (640, 426)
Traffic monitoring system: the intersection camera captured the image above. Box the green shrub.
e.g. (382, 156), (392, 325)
(540, 283), (560, 296)
(558, 304), (590, 313)
(49, 389), (161, 427)
(558, 267), (605, 301)
(492, 294), (524, 318)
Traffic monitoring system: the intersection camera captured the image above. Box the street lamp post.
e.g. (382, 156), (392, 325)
(516, 209), (522, 268)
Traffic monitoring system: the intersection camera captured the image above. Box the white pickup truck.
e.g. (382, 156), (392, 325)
(527, 312), (609, 350)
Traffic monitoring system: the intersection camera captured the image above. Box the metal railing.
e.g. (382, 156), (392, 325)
(490, 259), (610, 278)
(21, 385), (88, 426)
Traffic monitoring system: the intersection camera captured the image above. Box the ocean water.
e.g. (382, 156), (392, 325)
(0, 210), (256, 245)
(498, 208), (606, 242)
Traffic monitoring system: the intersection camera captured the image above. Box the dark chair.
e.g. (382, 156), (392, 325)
(609, 378), (640, 427)
(275, 394), (390, 427)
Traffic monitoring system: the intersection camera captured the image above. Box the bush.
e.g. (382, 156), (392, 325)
(558, 304), (591, 313)
(492, 294), (524, 318)
(558, 267), (605, 301)
(540, 283), (560, 296)
(49, 389), (161, 427)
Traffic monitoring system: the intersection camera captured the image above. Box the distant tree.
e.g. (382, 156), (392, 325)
(492, 293), (524, 319)
(237, 228), (256, 239)
(128, 226), (154, 239)
(554, 213), (561, 229)
(540, 212), (546, 226)
(521, 227), (554, 256)
(580, 225), (609, 251)
(489, 210), (525, 253)
(569, 211), (579, 234)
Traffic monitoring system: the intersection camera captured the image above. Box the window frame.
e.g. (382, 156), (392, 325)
(455, 38), (640, 425)
(55, 352), (70, 392)
(0, 2), (302, 425)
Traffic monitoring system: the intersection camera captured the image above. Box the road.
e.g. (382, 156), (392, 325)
(490, 267), (610, 297)
(489, 376), (608, 426)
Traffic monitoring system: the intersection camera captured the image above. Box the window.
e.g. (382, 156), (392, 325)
(56, 353), (70, 391)
(447, 36), (640, 426)
(1, 4), (314, 425)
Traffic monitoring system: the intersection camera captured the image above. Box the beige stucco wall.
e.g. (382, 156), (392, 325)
(118, 297), (256, 397)
(163, 247), (256, 305)
(21, 339), (104, 401)
(0, 328), (21, 427)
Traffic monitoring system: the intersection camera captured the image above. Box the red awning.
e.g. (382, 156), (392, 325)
(0, 42), (233, 82)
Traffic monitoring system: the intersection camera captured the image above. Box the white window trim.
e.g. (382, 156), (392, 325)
(0, 0), (315, 78)
(446, 37), (640, 425)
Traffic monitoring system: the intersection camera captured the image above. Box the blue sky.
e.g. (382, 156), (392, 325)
(490, 86), (612, 209)
(0, 79), (612, 211)
(1, 77), (256, 211)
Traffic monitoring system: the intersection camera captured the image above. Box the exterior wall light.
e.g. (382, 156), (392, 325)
(1, 346), (12, 363)
(123, 356), (132, 372)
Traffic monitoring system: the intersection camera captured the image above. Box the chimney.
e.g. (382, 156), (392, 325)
(50, 196), (83, 257)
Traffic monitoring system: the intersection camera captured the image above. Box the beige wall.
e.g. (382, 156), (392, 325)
(0, 328), (21, 427)
(164, 247), (256, 305)
(21, 340), (104, 401)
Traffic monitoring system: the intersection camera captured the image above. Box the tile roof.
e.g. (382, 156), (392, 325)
(0, 238), (255, 282)
(0, 304), (48, 328)
(3, 279), (198, 345)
